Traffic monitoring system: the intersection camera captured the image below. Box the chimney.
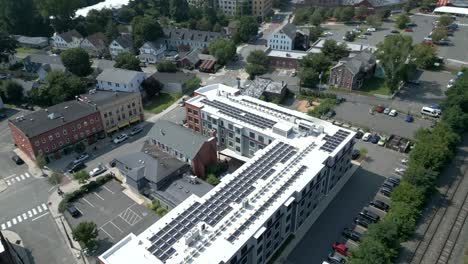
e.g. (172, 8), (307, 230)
(236, 77), (240, 89)
(61, 116), (65, 122)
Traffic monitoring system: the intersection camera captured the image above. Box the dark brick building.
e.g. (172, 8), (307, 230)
(266, 49), (307, 70)
(9, 100), (104, 161)
(329, 50), (376, 90)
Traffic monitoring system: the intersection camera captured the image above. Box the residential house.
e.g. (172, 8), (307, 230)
(14, 35), (49, 49)
(150, 72), (196, 94)
(51, 30), (83, 50)
(11, 78), (40, 96)
(147, 120), (217, 177)
(109, 34), (134, 59)
(329, 50), (376, 90)
(78, 89), (144, 134)
(138, 40), (167, 64)
(8, 100), (104, 161)
(23, 54), (66, 81)
(163, 27), (223, 50)
(177, 48), (217, 70)
(80, 32), (109, 57)
(267, 23), (309, 51)
(96, 68), (146, 93)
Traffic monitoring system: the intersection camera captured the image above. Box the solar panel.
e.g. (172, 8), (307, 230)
(320, 129), (351, 152)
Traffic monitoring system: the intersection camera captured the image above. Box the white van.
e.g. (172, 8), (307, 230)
(421, 106), (440, 117)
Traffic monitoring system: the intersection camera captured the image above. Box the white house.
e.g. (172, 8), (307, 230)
(109, 34), (134, 59)
(267, 23), (309, 51)
(51, 30), (83, 50)
(138, 40), (167, 64)
(96, 68), (146, 93)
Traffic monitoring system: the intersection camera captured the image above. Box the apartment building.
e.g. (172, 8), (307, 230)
(96, 68), (146, 93)
(99, 83), (356, 264)
(252, 0), (273, 18)
(218, 0), (252, 16)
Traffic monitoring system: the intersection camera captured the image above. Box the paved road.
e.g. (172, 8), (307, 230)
(287, 141), (407, 264)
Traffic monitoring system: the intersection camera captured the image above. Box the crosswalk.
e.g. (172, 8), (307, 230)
(5, 173), (31, 186)
(1, 203), (49, 230)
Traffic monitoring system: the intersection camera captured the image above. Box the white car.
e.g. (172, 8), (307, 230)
(362, 132), (372, 141)
(324, 31), (333, 36)
(90, 164), (107, 177)
(395, 167), (406, 174)
(73, 153), (89, 164)
(367, 28), (376, 32)
(113, 133), (128, 144)
(424, 37), (432, 41)
(447, 83), (454, 88)
(389, 109), (398, 117)
(358, 35), (367, 39)
(401, 158), (409, 164)
(383, 108), (391, 114)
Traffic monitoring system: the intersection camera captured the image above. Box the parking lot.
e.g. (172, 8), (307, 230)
(287, 140), (408, 264)
(65, 180), (159, 255)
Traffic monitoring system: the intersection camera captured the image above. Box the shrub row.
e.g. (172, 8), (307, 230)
(349, 70), (468, 264)
(299, 89), (337, 99)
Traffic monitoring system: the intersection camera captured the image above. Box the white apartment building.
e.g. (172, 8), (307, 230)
(99, 84), (356, 264)
(267, 23), (309, 51)
(96, 68), (146, 93)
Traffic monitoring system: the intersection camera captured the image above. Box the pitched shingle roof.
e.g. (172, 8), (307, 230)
(26, 54), (63, 66)
(337, 50), (375, 75)
(58, 30), (83, 43)
(148, 120), (212, 159)
(9, 101), (97, 138)
(86, 32), (109, 48)
(163, 27), (223, 43)
(150, 72), (196, 84)
(113, 34), (134, 49)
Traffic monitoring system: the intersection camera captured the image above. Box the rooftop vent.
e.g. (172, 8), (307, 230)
(47, 113), (62, 120)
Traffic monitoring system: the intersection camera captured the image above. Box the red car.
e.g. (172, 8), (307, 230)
(404, 28), (413, 32)
(332, 242), (349, 257)
(374, 105), (385, 113)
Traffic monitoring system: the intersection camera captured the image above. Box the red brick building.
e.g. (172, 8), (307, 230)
(266, 49), (307, 70)
(9, 100), (104, 161)
(329, 50), (376, 90)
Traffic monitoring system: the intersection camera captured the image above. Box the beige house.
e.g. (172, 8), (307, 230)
(78, 90), (144, 134)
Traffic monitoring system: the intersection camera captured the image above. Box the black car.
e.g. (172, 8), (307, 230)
(355, 131), (364, 139)
(380, 187), (392, 197)
(325, 110), (336, 119)
(0, 113), (7, 119)
(370, 134), (381, 144)
(387, 176), (401, 186)
(351, 149), (360, 160)
(391, 30), (400, 34)
(12, 155), (24, 165)
(370, 200), (390, 212)
(67, 162), (85, 173)
(342, 228), (362, 242)
(384, 178), (399, 188)
(354, 216), (372, 228)
(359, 209), (380, 223)
(382, 181), (396, 190)
(67, 205), (81, 217)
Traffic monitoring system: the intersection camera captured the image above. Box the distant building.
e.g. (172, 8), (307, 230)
(8, 100), (103, 161)
(109, 34), (134, 59)
(138, 40), (167, 64)
(217, 0), (273, 18)
(96, 68), (146, 93)
(267, 23), (309, 51)
(51, 30), (83, 50)
(78, 90), (144, 134)
(23, 54), (66, 81)
(329, 50), (376, 90)
(147, 120), (217, 178)
(298, 0), (404, 7)
(13, 35), (49, 49)
(252, 0), (273, 18)
(150, 72), (197, 94)
(80, 32), (109, 57)
(163, 27), (223, 50)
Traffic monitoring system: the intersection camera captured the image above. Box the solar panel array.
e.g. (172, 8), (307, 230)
(201, 99), (277, 129)
(227, 165), (308, 242)
(240, 99), (295, 120)
(320, 129), (351, 153)
(146, 142), (296, 262)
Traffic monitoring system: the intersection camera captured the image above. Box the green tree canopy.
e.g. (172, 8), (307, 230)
(141, 77), (162, 98)
(247, 50), (269, 67)
(339, 7), (355, 22)
(395, 14), (410, 29)
(349, 236), (394, 264)
(72, 221), (98, 249)
(411, 43), (437, 69)
(301, 53), (331, 73)
(438, 15), (453, 27)
(60, 48), (92, 77)
(355, 6), (368, 20)
(170, 0), (189, 22)
(366, 14), (383, 29)
(237, 16), (259, 42)
(246, 64), (267, 79)
(131, 16), (163, 47)
(73, 170), (90, 183)
(208, 38), (236, 65)
(321, 39), (350, 61)
(431, 28), (448, 42)
(156, 61), (177, 72)
(45, 70), (87, 105)
(114, 52), (141, 71)
(1, 80), (23, 104)
(310, 9), (324, 26)
(34, 0), (85, 31)
(309, 26), (323, 43)
(0, 32), (18, 63)
(300, 68), (320, 88)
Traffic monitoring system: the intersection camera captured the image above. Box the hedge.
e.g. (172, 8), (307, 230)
(349, 69), (468, 264)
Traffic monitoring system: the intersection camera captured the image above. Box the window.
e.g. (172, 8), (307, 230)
(188, 116), (193, 121)
(235, 137), (240, 143)
(228, 132), (233, 138)
(249, 132), (255, 138)
(77, 124), (81, 129)
(90, 119), (94, 124)
(194, 119), (199, 124)
(229, 141), (233, 147)
(52, 143), (56, 149)
(45, 147), (49, 153)
(236, 146), (240, 152)
(258, 135), (264, 143)
(235, 128), (240, 134)
(48, 135), (53, 141)
(188, 108), (193, 113)
(65, 138), (70, 143)
(193, 110), (198, 115)
(84, 121), (88, 127)
(228, 124), (233, 130)
(34, 141), (40, 146)
(249, 141), (255, 147)
(55, 132), (60, 138)
(58, 141), (63, 146)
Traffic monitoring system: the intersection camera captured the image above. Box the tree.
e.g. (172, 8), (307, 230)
(237, 16), (258, 42)
(442, 104), (468, 133)
(376, 34), (412, 92)
(141, 77), (162, 98)
(170, 0), (189, 22)
(208, 38), (236, 65)
(246, 64), (267, 79)
(46, 71), (87, 105)
(72, 221), (98, 249)
(60, 48), (92, 77)
(1, 80), (23, 104)
(349, 237), (394, 264)
(339, 7), (355, 22)
(390, 181), (425, 209)
(301, 53), (332, 73)
(0, 32), (18, 63)
(386, 201), (419, 239)
(185, 77), (201, 93)
(355, 6), (368, 20)
(377, 9), (391, 19)
(105, 20), (120, 40)
(48, 172), (63, 185)
(196, 18), (212, 31)
(156, 61), (177, 72)
(359, 147), (368, 158)
(309, 9), (323, 26)
(131, 16), (163, 47)
(321, 39), (350, 61)
(431, 28), (448, 42)
(114, 52), (141, 71)
(74, 141), (86, 154)
(74, 170), (90, 184)
(247, 50), (269, 67)
(438, 15), (453, 27)
(34, 0), (84, 31)
(366, 14), (383, 29)
(35, 153), (47, 170)
(293, 8), (313, 25)
(156, 207), (168, 217)
(0, 0), (52, 36)
(395, 14), (410, 29)
(300, 68), (320, 88)
(206, 174), (220, 185)
(411, 43), (437, 69)
(309, 26), (323, 43)
(404, 164), (437, 194)
(118, 7), (136, 23)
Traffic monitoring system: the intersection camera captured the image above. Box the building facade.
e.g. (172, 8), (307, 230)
(163, 27), (223, 50)
(266, 49), (307, 70)
(78, 90), (144, 134)
(9, 101), (103, 161)
(80, 32), (109, 57)
(99, 83), (356, 264)
(267, 23), (309, 51)
(109, 34), (134, 59)
(138, 40), (167, 64)
(252, 0), (273, 18)
(51, 30), (83, 50)
(329, 50), (376, 90)
(96, 68), (147, 93)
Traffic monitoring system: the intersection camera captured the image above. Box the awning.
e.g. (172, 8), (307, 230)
(118, 122), (129, 128)
(199, 60), (216, 71)
(130, 117), (141, 123)
(106, 126), (118, 133)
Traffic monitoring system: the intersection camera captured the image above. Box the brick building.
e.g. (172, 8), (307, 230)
(329, 50), (376, 90)
(9, 100), (103, 161)
(266, 49), (308, 70)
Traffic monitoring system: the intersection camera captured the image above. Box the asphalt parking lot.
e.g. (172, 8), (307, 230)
(287, 140), (407, 264)
(65, 180), (159, 255)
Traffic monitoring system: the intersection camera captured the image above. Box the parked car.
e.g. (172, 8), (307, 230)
(367, 27), (376, 32)
(354, 216), (372, 228)
(389, 109), (398, 117)
(67, 205), (81, 217)
(359, 209), (380, 223)
(384, 178), (399, 188)
(358, 35), (367, 39)
(401, 158), (409, 164)
(387, 176), (401, 185)
(12, 155), (24, 165)
(406, 22), (417, 27)
(328, 252), (346, 264)
(407, 79), (420, 85)
(90, 164), (107, 177)
(332, 243), (349, 257)
(374, 105), (385, 113)
(382, 181), (396, 190)
(377, 136), (387, 146)
(405, 114), (414, 123)
(67, 162), (85, 173)
(325, 110), (336, 119)
(130, 126), (143, 135)
(380, 187), (393, 197)
(0, 113), (6, 119)
(364, 32), (372, 36)
(342, 228), (362, 242)
(395, 167), (406, 174)
(324, 31), (334, 36)
(355, 131), (364, 139)
(351, 149), (360, 160)
(74, 153), (89, 164)
(113, 133), (129, 144)
(404, 28), (413, 32)
(383, 108), (390, 114)
(370, 134), (381, 144)
(370, 200), (390, 212)
(391, 30), (400, 34)
(362, 132), (372, 141)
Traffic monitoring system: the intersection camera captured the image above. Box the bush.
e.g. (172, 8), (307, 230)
(207, 162), (228, 176)
(156, 61), (177, 72)
(308, 98), (337, 117)
(206, 174), (220, 186)
(74, 170), (90, 184)
(156, 207), (168, 217)
(48, 172), (64, 185)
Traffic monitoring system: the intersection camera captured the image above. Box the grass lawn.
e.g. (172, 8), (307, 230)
(144, 93), (182, 114)
(359, 77), (392, 96)
(15, 47), (39, 54)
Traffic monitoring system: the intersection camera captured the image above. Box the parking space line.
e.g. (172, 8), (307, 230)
(94, 192), (105, 201)
(20, 175), (25, 180)
(109, 221), (124, 233)
(103, 185), (115, 194)
(32, 208), (37, 215)
(37, 206), (43, 213)
(6, 221), (11, 227)
(28, 211), (32, 217)
(22, 213), (27, 220)
(82, 198), (95, 208)
(25, 173), (30, 178)
(17, 216), (22, 222)
(100, 227), (115, 241)
(15, 176), (20, 181)
(32, 212), (49, 221)
(12, 218), (17, 225)
(42, 203), (47, 210)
